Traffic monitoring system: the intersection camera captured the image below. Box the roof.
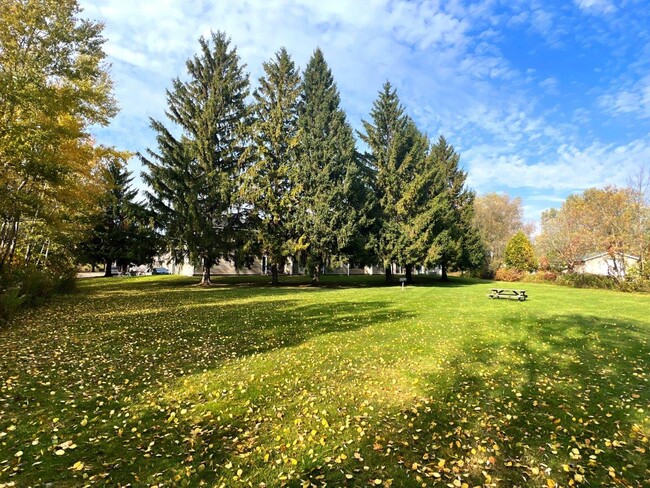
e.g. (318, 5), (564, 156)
(580, 251), (640, 262)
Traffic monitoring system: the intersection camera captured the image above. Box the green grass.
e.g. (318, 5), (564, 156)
(0, 275), (648, 487)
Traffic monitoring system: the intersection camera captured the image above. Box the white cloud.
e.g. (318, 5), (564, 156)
(598, 75), (650, 118)
(574, 0), (617, 15)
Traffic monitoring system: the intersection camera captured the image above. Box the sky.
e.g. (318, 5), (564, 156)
(78, 0), (650, 225)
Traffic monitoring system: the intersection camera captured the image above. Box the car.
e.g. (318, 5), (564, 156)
(152, 267), (170, 275)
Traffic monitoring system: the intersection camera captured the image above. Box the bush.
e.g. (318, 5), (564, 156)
(494, 268), (524, 282)
(522, 271), (558, 283)
(556, 273), (620, 290)
(0, 265), (77, 326)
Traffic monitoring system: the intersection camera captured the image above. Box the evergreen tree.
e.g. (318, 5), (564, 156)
(504, 231), (537, 272)
(296, 48), (360, 284)
(78, 158), (158, 276)
(430, 136), (484, 280)
(241, 48), (301, 285)
(358, 82), (411, 283)
(141, 32), (249, 285)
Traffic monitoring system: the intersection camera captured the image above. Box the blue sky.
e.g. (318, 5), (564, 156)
(79, 0), (650, 225)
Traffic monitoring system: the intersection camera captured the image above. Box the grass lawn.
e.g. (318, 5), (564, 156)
(0, 275), (648, 487)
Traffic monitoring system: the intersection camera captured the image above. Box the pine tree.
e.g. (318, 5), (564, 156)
(359, 82), (412, 283)
(141, 32), (249, 285)
(296, 48), (360, 284)
(241, 48), (301, 285)
(79, 158), (158, 276)
(430, 136), (484, 280)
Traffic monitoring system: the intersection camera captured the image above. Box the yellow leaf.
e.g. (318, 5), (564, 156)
(546, 479), (556, 488)
(373, 479), (382, 485)
(438, 459), (446, 468)
(15, 451), (23, 457)
(71, 461), (84, 471)
(574, 473), (584, 483)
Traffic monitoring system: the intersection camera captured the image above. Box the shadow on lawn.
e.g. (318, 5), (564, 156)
(332, 312), (650, 487)
(0, 283), (415, 486)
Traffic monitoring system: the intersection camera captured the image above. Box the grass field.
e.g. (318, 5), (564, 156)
(0, 275), (648, 487)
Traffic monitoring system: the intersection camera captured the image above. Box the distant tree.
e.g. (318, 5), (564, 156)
(78, 157), (158, 276)
(504, 231), (537, 272)
(295, 48), (361, 284)
(473, 193), (532, 273)
(0, 0), (117, 273)
(537, 186), (640, 276)
(141, 32), (249, 285)
(241, 48), (301, 285)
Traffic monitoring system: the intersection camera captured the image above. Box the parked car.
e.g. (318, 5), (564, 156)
(153, 267), (170, 275)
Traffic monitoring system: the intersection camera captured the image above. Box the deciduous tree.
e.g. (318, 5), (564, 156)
(0, 0), (117, 273)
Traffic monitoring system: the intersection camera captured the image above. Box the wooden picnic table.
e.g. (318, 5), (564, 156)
(488, 288), (528, 301)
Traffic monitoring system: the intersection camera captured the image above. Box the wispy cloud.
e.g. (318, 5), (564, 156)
(80, 0), (650, 222)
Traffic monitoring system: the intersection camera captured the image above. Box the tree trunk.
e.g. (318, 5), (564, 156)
(103, 258), (112, 277)
(440, 262), (449, 281)
(405, 264), (414, 284)
(311, 261), (321, 286)
(385, 261), (392, 284)
(200, 257), (212, 285)
(271, 262), (279, 286)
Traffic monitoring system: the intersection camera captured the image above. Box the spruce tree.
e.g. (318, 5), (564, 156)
(241, 48), (301, 285)
(141, 32), (249, 285)
(429, 136), (483, 280)
(359, 82), (411, 283)
(296, 48), (360, 284)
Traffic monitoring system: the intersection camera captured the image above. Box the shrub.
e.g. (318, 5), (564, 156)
(522, 271), (558, 283)
(556, 273), (619, 290)
(494, 268), (524, 282)
(0, 265), (76, 326)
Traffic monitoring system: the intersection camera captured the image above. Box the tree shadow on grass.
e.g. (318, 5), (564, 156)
(327, 313), (650, 487)
(0, 285), (415, 486)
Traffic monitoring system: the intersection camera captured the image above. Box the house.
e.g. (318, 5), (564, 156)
(574, 252), (640, 278)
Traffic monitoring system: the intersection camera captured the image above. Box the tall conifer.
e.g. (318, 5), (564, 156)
(241, 48), (301, 285)
(296, 49), (360, 284)
(141, 32), (249, 285)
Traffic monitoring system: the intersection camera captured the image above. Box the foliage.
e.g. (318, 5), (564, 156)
(78, 153), (158, 276)
(141, 31), (249, 285)
(295, 49), (362, 284)
(0, 0), (118, 273)
(493, 267), (525, 282)
(0, 265), (76, 324)
(537, 186), (646, 276)
(0, 275), (648, 486)
(240, 48), (301, 285)
(556, 272), (621, 290)
(504, 231), (537, 272)
(473, 193), (532, 272)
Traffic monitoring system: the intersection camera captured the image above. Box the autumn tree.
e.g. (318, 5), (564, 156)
(504, 231), (537, 272)
(473, 193), (532, 273)
(141, 32), (249, 285)
(295, 48), (362, 284)
(537, 186), (643, 277)
(0, 0), (117, 273)
(241, 48), (301, 285)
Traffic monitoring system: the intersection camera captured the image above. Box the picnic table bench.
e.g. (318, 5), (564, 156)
(488, 288), (528, 301)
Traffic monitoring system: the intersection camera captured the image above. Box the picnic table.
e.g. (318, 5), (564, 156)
(488, 288), (528, 301)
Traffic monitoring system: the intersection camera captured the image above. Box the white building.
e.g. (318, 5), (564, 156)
(575, 252), (640, 278)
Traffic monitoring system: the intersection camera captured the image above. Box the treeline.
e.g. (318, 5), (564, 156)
(140, 33), (484, 285)
(472, 183), (650, 290)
